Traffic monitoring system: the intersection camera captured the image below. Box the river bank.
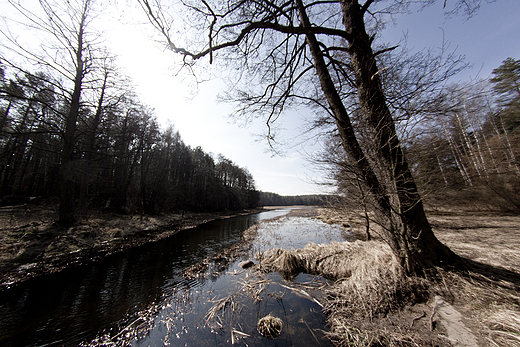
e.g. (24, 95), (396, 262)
(2, 206), (337, 347)
(0, 201), (263, 290)
(150, 206), (519, 346)
(312, 207), (520, 346)
(2, 204), (519, 346)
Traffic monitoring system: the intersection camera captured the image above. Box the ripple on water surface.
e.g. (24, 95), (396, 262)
(90, 213), (346, 347)
(0, 209), (346, 347)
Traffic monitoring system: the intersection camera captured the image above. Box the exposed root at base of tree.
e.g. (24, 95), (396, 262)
(255, 238), (520, 346)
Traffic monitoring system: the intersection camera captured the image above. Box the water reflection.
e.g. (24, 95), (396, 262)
(0, 209), (288, 346)
(117, 214), (345, 346)
(0, 208), (344, 347)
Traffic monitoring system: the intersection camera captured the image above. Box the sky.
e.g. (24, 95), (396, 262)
(3, 0), (520, 196)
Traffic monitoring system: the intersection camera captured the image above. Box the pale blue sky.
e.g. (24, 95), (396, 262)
(3, 0), (519, 196)
(106, 0), (520, 196)
(381, 0), (520, 82)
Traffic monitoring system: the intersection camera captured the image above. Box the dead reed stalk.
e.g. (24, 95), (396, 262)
(204, 294), (240, 326)
(256, 240), (433, 346)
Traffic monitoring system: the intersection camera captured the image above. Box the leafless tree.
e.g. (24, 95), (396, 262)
(1, 0), (102, 226)
(135, 0), (491, 272)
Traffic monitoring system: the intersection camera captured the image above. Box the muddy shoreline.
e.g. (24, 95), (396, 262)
(3, 205), (519, 346)
(0, 205), (264, 291)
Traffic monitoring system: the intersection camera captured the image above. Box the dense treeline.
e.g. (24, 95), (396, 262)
(0, 62), (260, 214)
(407, 58), (520, 211)
(0, 0), (260, 224)
(259, 192), (330, 206)
(330, 58), (520, 213)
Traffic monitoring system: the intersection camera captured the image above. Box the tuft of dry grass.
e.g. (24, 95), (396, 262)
(256, 240), (399, 280)
(257, 314), (283, 339)
(256, 248), (301, 277)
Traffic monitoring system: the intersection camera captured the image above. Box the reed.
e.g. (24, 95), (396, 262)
(257, 240), (432, 346)
(204, 294), (240, 326)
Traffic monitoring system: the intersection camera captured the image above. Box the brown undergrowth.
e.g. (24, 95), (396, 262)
(255, 240), (447, 346)
(166, 206), (520, 346)
(300, 207), (520, 347)
(0, 200), (263, 289)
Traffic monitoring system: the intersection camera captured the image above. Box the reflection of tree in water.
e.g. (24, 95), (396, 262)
(86, 216), (339, 346)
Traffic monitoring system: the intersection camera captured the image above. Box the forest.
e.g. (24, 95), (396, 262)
(259, 192), (331, 206)
(0, 62), (260, 216)
(0, 1), (519, 345)
(0, 0), (264, 227)
(328, 57), (520, 214)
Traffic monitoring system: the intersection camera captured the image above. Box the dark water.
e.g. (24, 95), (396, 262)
(0, 208), (345, 346)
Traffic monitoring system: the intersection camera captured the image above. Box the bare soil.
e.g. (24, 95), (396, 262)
(0, 200), (262, 290)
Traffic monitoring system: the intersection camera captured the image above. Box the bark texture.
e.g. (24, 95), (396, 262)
(338, 0), (459, 272)
(58, 3), (88, 227)
(296, 0), (460, 273)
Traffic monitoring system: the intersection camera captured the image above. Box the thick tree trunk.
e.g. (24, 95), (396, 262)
(78, 71), (108, 210)
(296, 0), (459, 273)
(58, 70), (82, 226)
(339, 0), (459, 272)
(295, 0), (399, 254)
(57, 6), (87, 227)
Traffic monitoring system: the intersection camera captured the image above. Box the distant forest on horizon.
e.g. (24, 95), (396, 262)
(259, 192), (331, 206)
(0, 63), (261, 214)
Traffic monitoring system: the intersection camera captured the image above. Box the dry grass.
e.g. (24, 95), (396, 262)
(204, 294), (241, 327)
(256, 240), (399, 281)
(485, 309), (520, 346)
(311, 207), (520, 346)
(430, 214), (520, 273)
(239, 277), (270, 304)
(257, 314), (283, 338)
(256, 240), (438, 346)
(433, 265), (520, 347)
(428, 212), (520, 346)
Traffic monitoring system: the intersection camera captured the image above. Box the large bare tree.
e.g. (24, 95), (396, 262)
(1, 0), (99, 226)
(137, 0), (479, 273)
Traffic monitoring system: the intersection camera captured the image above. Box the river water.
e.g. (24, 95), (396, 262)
(0, 208), (346, 346)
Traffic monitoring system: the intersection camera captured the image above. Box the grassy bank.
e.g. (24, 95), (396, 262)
(0, 201), (263, 290)
(252, 207), (520, 346)
(306, 207), (520, 346)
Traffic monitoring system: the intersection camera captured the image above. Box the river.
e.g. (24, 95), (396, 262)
(0, 208), (346, 346)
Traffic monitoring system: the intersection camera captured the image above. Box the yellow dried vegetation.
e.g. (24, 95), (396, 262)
(256, 240), (435, 346)
(485, 309), (520, 346)
(257, 314), (283, 339)
(254, 209), (520, 346)
(257, 241), (426, 317)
